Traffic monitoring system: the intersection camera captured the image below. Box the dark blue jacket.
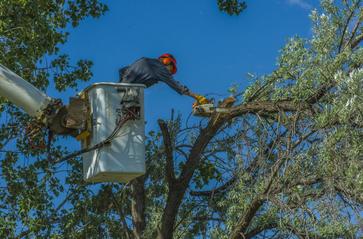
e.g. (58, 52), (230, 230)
(119, 57), (189, 95)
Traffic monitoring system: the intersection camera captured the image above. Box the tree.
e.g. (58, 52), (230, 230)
(0, 0), (108, 238)
(1, 0), (362, 239)
(217, 0), (247, 16)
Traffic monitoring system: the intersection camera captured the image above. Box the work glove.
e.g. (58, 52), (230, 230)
(192, 95), (210, 108)
(195, 95), (209, 104)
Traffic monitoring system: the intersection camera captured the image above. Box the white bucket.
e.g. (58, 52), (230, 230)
(80, 83), (145, 183)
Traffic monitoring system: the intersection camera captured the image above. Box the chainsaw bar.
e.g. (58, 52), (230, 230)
(192, 104), (230, 117)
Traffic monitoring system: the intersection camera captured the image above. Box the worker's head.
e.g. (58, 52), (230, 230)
(159, 53), (177, 74)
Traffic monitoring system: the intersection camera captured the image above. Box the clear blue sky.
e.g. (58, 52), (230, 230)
(54, 0), (318, 132)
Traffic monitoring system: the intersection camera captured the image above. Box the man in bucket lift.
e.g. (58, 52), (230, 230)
(119, 53), (209, 106)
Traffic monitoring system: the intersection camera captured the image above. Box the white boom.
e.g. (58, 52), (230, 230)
(0, 64), (51, 118)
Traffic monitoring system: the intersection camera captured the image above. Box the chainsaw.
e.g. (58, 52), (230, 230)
(192, 97), (236, 117)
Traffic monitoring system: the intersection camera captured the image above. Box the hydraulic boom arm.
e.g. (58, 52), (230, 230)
(0, 64), (86, 136)
(0, 64), (52, 118)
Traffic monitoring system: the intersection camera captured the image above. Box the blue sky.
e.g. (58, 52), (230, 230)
(55, 0), (318, 132)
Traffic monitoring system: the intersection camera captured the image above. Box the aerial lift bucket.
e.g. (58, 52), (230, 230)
(79, 83), (146, 183)
(0, 65), (146, 183)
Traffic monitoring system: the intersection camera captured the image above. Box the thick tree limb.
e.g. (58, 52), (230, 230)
(158, 119), (176, 184)
(227, 100), (309, 119)
(229, 197), (265, 239)
(157, 95), (333, 238)
(130, 176), (146, 239)
(158, 115), (227, 239)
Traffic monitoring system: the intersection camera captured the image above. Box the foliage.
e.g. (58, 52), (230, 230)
(217, 0), (247, 16)
(0, 0), (362, 239)
(0, 0), (108, 238)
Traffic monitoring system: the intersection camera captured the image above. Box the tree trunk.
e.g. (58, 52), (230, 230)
(131, 176), (146, 239)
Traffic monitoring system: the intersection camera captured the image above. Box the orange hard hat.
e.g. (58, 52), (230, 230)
(159, 53), (177, 74)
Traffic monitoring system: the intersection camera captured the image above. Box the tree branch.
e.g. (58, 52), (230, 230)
(245, 222), (278, 239)
(227, 100), (309, 119)
(158, 119), (176, 184)
(111, 193), (132, 239)
(229, 197), (265, 239)
(130, 176), (146, 239)
(189, 176), (237, 197)
(158, 114), (227, 239)
(351, 32), (363, 49)
(338, 1), (358, 52)
(345, 11), (362, 49)
(334, 184), (363, 204)
(190, 127), (289, 198)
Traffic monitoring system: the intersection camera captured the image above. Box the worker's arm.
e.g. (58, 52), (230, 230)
(153, 59), (209, 103)
(161, 76), (210, 104)
(155, 65), (191, 95)
(162, 77), (211, 107)
(118, 66), (128, 82)
(162, 77), (191, 95)
(162, 78), (210, 105)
